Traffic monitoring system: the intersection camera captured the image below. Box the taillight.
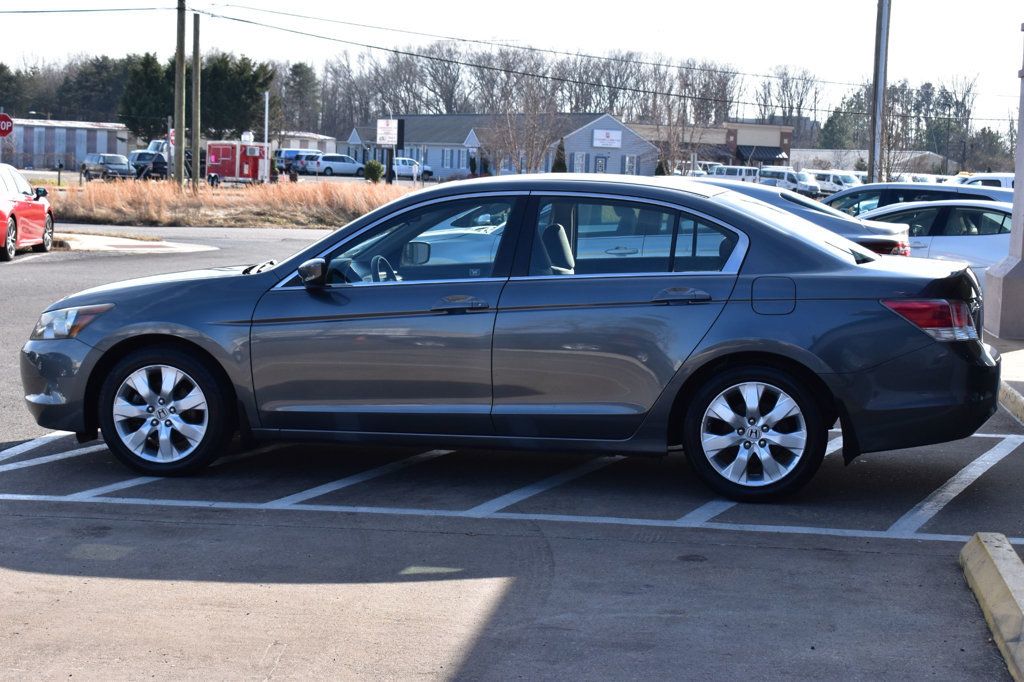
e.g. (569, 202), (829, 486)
(882, 299), (978, 341)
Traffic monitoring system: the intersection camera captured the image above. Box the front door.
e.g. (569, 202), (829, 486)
(492, 194), (741, 440)
(251, 195), (523, 435)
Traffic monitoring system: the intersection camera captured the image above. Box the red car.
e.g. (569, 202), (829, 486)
(1, 163), (53, 261)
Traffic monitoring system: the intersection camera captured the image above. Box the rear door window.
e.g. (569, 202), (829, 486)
(940, 208), (1011, 236)
(870, 206), (942, 237)
(891, 188), (948, 204)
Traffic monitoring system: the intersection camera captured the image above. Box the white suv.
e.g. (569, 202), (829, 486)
(393, 157), (433, 179)
(807, 170), (861, 195)
(757, 166), (821, 197)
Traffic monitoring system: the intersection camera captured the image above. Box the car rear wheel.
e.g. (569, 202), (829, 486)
(682, 366), (826, 501)
(32, 215), (53, 253)
(2, 218), (16, 261)
(98, 348), (233, 475)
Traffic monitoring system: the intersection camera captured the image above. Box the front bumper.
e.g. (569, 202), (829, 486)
(20, 338), (100, 433)
(828, 341), (1000, 461)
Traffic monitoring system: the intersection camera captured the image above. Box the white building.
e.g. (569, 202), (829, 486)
(2, 118), (132, 170)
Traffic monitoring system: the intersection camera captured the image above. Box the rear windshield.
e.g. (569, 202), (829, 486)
(723, 194), (877, 265)
(102, 155), (128, 164)
(135, 152), (155, 162)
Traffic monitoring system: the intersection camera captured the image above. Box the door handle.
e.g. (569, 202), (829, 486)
(605, 246), (639, 256)
(651, 287), (712, 305)
(909, 241), (927, 249)
(430, 295), (490, 313)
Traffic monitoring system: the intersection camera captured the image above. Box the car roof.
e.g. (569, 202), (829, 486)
(828, 182), (1012, 198)
(419, 173), (727, 200)
(861, 199), (1013, 216)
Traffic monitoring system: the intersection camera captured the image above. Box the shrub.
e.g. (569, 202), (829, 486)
(364, 159), (384, 183)
(551, 138), (568, 172)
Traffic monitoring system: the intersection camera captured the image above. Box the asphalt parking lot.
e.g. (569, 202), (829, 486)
(0, 226), (1020, 679)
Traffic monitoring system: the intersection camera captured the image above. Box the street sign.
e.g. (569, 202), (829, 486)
(0, 114), (13, 138)
(376, 118), (404, 148)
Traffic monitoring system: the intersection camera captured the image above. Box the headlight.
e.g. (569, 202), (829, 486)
(31, 304), (114, 340)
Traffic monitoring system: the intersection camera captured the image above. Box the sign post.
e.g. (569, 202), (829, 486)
(377, 118), (403, 184)
(0, 112), (12, 165)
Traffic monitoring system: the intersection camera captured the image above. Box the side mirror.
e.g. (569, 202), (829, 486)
(402, 241), (431, 266)
(34, 187), (48, 200)
(297, 258), (326, 287)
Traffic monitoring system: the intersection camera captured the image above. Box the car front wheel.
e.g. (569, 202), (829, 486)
(98, 348), (234, 475)
(682, 366), (826, 501)
(355, 168), (364, 177)
(323, 167), (333, 176)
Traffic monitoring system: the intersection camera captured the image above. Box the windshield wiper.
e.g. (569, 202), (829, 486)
(243, 259), (276, 274)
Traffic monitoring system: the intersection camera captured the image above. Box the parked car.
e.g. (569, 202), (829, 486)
(957, 173), (1014, 189)
(273, 148), (306, 172)
(295, 151), (323, 175)
(756, 167), (821, 196)
(317, 154), (365, 177)
(1, 163), (53, 261)
(132, 151), (168, 180)
(82, 153), (134, 181)
(861, 200), (1012, 283)
(694, 178), (910, 256)
(806, 170), (861, 195)
(823, 182), (1013, 217)
(710, 165), (758, 182)
(20, 175), (998, 500)
(393, 157), (432, 179)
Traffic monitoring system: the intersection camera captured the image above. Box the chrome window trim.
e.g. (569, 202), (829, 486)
(273, 191), (530, 290)
(526, 190), (750, 276)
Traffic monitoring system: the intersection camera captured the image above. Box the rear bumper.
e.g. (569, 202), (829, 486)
(20, 338), (99, 434)
(828, 341), (1000, 460)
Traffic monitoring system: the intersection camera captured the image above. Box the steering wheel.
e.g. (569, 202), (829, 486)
(370, 254), (398, 282)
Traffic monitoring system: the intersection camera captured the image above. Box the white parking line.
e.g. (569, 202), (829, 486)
(0, 431), (74, 463)
(886, 435), (1024, 535)
(261, 449), (451, 508)
(462, 456), (623, 517)
(8, 254), (43, 265)
(65, 477), (159, 501)
(0, 444), (106, 474)
(675, 436), (844, 525)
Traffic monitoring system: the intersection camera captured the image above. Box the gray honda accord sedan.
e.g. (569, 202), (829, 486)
(21, 175), (1000, 500)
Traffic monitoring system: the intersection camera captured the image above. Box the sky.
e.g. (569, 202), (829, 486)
(3, 0), (1021, 126)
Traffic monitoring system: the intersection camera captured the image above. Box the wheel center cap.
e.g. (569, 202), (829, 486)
(156, 407), (168, 420)
(746, 426), (762, 440)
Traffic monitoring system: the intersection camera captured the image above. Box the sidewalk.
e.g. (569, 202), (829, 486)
(987, 333), (1024, 424)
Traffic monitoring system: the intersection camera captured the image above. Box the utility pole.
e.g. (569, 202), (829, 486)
(867, 0), (890, 183)
(173, 0), (186, 186)
(191, 12), (201, 193)
(984, 22), (1024, 339)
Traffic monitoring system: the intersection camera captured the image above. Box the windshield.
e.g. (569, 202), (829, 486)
(136, 152), (155, 162)
(779, 191), (855, 220)
(103, 155), (129, 164)
(839, 174), (858, 184)
(796, 172), (812, 182)
(723, 194), (877, 265)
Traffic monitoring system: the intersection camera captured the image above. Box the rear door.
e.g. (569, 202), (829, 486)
(868, 205), (943, 258)
(491, 193), (742, 440)
(928, 206), (1011, 274)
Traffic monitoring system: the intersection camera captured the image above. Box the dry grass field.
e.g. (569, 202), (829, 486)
(48, 181), (412, 228)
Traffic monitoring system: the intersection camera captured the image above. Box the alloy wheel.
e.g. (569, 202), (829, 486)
(4, 221), (15, 260)
(112, 364), (209, 463)
(699, 381), (807, 487)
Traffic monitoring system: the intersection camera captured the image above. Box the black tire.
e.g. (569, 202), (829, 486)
(355, 168), (364, 177)
(32, 214), (53, 253)
(422, 171), (433, 180)
(323, 167), (334, 176)
(98, 347), (234, 475)
(682, 365), (827, 501)
(83, 171), (92, 182)
(2, 217), (16, 261)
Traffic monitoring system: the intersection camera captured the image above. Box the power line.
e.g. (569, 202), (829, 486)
(0, 6), (172, 13)
(195, 7), (1014, 124)
(215, 1), (863, 89)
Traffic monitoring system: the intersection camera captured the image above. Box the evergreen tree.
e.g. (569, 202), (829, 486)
(283, 63), (321, 132)
(118, 53), (172, 140)
(551, 138), (567, 172)
(654, 158), (667, 175)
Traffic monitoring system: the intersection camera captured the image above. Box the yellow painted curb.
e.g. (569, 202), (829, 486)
(960, 533), (1024, 681)
(1001, 382), (1024, 427)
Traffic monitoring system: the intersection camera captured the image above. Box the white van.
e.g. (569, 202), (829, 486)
(756, 166), (821, 197)
(710, 165), (758, 182)
(807, 170), (862, 195)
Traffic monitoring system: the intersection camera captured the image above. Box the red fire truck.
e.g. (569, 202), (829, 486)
(206, 140), (269, 184)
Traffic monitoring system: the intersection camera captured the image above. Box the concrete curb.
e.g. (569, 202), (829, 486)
(960, 533), (1024, 681)
(1001, 381), (1024, 426)
(54, 232), (217, 254)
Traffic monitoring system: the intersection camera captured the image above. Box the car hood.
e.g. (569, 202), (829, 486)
(48, 265), (253, 310)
